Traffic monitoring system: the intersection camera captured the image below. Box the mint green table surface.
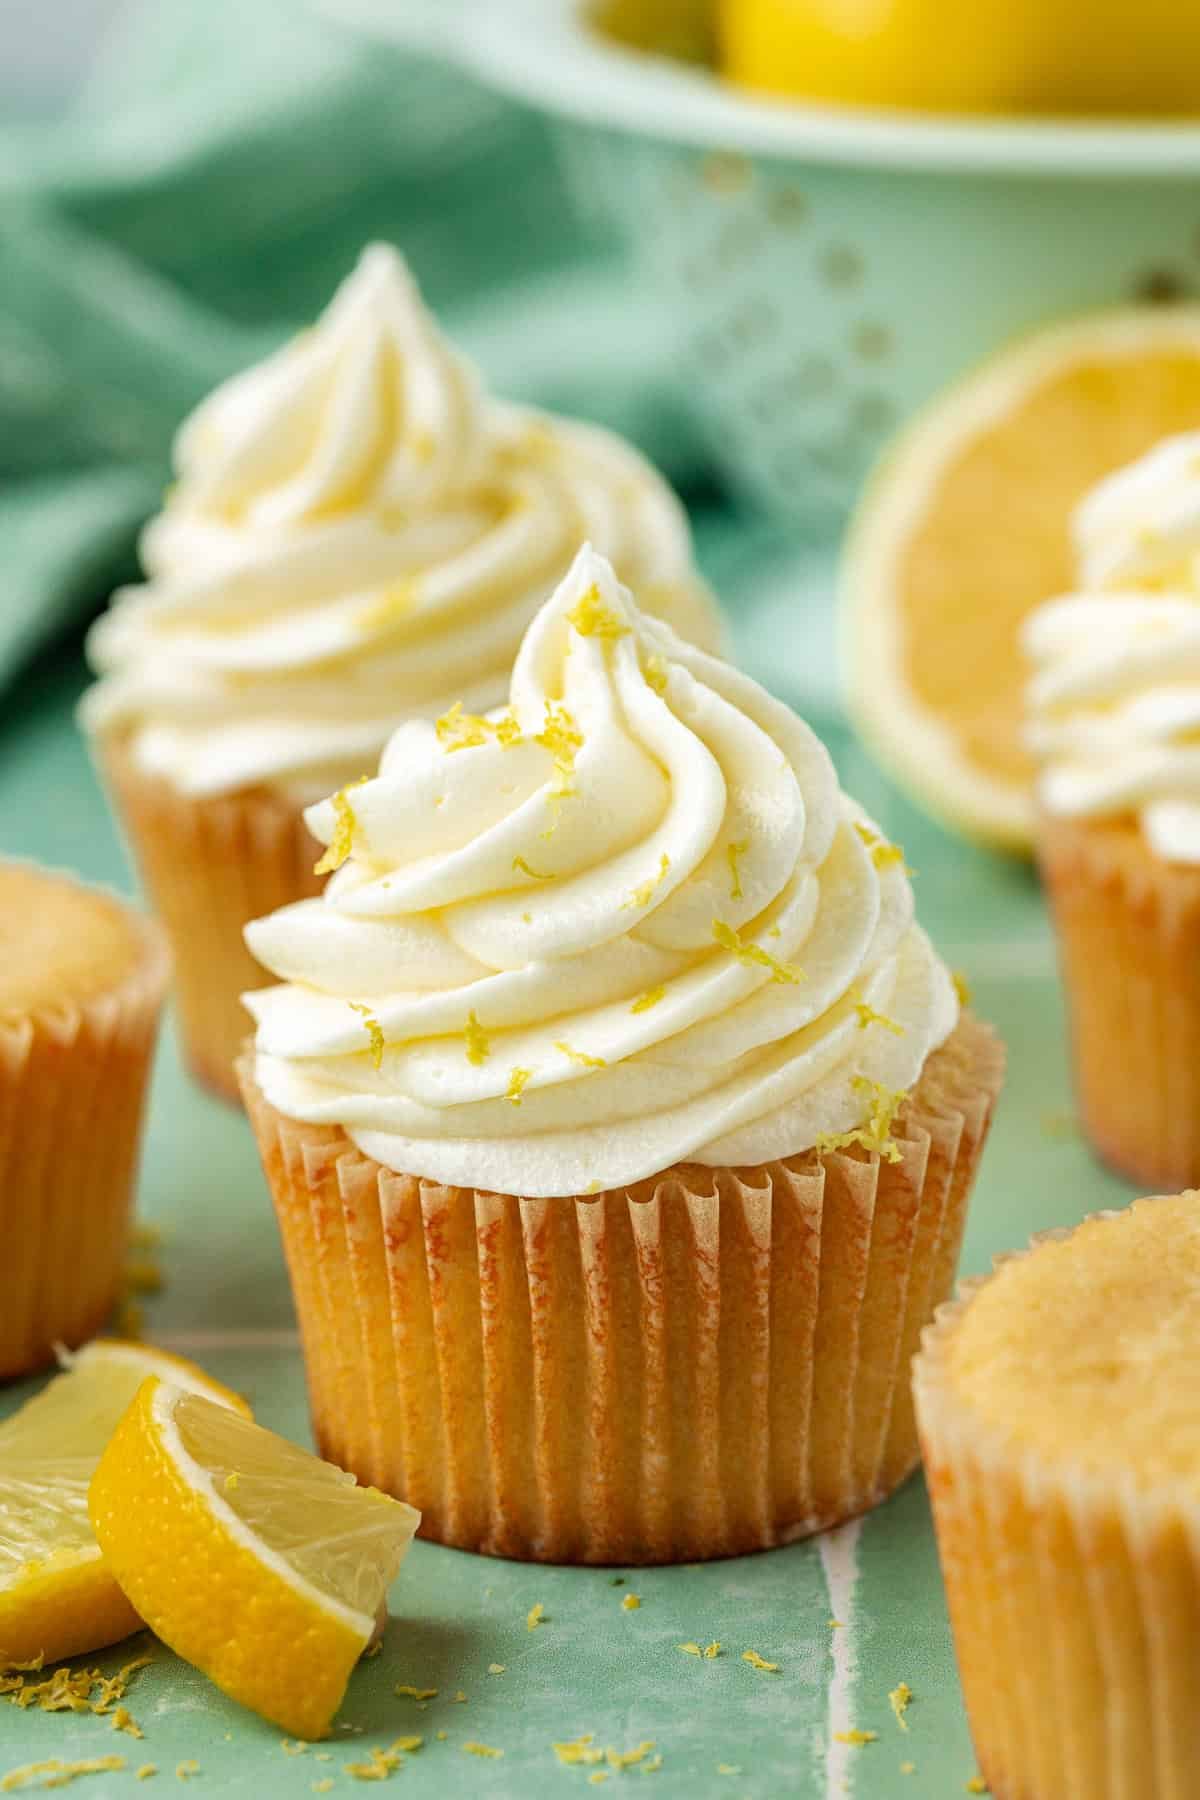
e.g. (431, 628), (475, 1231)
(0, 538), (1136, 1799)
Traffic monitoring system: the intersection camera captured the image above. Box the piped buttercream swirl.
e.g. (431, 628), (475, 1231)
(245, 546), (957, 1198)
(81, 244), (720, 799)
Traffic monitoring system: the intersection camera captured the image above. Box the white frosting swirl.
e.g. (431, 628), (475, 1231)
(81, 244), (720, 799)
(245, 546), (958, 1198)
(1026, 432), (1200, 864)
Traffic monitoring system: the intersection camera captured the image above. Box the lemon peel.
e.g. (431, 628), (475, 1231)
(348, 1003), (385, 1069)
(725, 840), (748, 900)
(463, 1012), (490, 1066)
(314, 779), (369, 876)
(623, 853), (671, 910)
(712, 919), (802, 985)
(566, 586), (629, 639)
(631, 986), (665, 1014)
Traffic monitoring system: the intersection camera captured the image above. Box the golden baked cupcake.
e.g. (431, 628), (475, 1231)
(915, 1191), (1200, 1800)
(238, 544), (1003, 1564)
(0, 863), (168, 1378)
(1025, 432), (1200, 1189)
(81, 244), (721, 1104)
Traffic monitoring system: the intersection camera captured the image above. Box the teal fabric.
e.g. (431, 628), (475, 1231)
(0, 0), (705, 691)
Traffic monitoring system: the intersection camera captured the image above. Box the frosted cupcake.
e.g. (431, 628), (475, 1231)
(81, 244), (720, 1102)
(0, 862), (168, 1378)
(238, 545), (1003, 1564)
(915, 1192), (1200, 1800)
(1025, 432), (1200, 1188)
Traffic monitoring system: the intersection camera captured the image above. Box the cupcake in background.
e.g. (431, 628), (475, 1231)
(81, 244), (721, 1103)
(239, 544), (1002, 1565)
(0, 862), (168, 1378)
(915, 1192), (1200, 1800)
(1025, 432), (1200, 1189)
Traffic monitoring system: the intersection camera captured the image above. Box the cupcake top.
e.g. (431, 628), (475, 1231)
(1025, 432), (1200, 862)
(245, 545), (957, 1198)
(0, 863), (153, 1018)
(81, 245), (720, 801)
(935, 1193), (1200, 1498)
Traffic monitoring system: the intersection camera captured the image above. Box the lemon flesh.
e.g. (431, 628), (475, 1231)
(720, 0), (1200, 116)
(0, 1341), (247, 1665)
(89, 1380), (420, 1740)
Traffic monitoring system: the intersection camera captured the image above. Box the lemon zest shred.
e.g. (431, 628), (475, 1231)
(742, 1650), (779, 1672)
(703, 1643), (720, 1660)
(623, 852), (671, 910)
(513, 855), (553, 881)
(717, 1767), (741, 1778)
(314, 778), (369, 876)
(566, 585), (629, 640)
(814, 1077), (908, 1165)
(965, 1781), (989, 1795)
(312, 1784), (334, 1796)
(224, 1473), (239, 1492)
(536, 702), (584, 834)
(453, 1691), (467, 1704)
(394, 1685), (437, 1701)
(137, 1768), (157, 1782)
(526, 1602), (546, 1631)
(348, 1003), (385, 1069)
(640, 1754), (663, 1773)
(677, 1643), (702, 1658)
(607, 1743), (656, 1770)
(631, 986), (666, 1014)
(507, 1068), (532, 1107)
(487, 1664), (505, 1676)
(642, 654), (668, 696)
(555, 1041), (607, 1070)
(175, 1762), (200, 1781)
(0, 1759), (127, 1792)
(462, 1743), (503, 1760)
(900, 1765), (916, 1778)
(852, 989), (905, 1037)
(464, 1011), (490, 1066)
(725, 840), (749, 901)
(889, 1682), (913, 1732)
(712, 919), (802, 985)
(833, 1731), (877, 1746)
(589, 1775), (609, 1787)
(952, 969), (972, 1007)
(554, 1739), (604, 1768)
(621, 1594), (641, 1611)
(111, 1707), (143, 1740)
(854, 821), (912, 874)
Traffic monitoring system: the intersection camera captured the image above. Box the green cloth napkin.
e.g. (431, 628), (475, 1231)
(0, 0), (703, 692)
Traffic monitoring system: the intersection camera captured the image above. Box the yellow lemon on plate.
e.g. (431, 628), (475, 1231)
(720, 0), (1200, 116)
(0, 1340), (247, 1666)
(841, 308), (1200, 851)
(89, 1378), (420, 1740)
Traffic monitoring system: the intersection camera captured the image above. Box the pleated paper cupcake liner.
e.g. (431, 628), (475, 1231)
(102, 739), (324, 1106)
(0, 903), (169, 1380)
(1040, 811), (1200, 1191)
(241, 1013), (1003, 1565)
(914, 1205), (1200, 1800)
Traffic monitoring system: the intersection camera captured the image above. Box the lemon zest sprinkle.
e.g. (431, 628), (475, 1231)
(640, 1755), (663, 1773)
(526, 1602), (546, 1631)
(589, 1775), (609, 1787)
(726, 840), (748, 900)
(712, 919), (802, 984)
(507, 1068), (532, 1107)
(554, 1738), (603, 1768)
(1, 1759), (127, 1792)
(643, 655), (668, 696)
(314, 778), (369, 875)
(348, 1003), (385, 1069)
(462, 1744), (503, 1760)
(952, 969), (972, 1007)
(854, 821), (912, 874)
(828, 1618), (843, 1629)
(487, 1664), (505, 1676)
(607, 1744), (656, 1770)
(536, 702), (584, 833)
(717, 1767), (741, 1778)
(312, 1784), (334, 1796)
(889, 1683), (913, 1732)
(111, 1708), (143, 1740)
(621, 1594), (641, 1611)
(624, 852), (671, 910)
(852, 989), (904, 1037)
(555, 1041), (607, 1070)
(631, 986), (666, 1014)
(224, 1473), (239, 1492)
(464, 1011), (490, 1066)
(281, 1742), (306, 1756)
(900, 1765), (916, 1778)
(394, 1685), (438, 1701)
(703, 1643), (720, 1660)
(567, 585), (629, 640)
(453, 1691), (467, 1704)
(742, 1650), (779, 1672)
(965, 1782), (989, 1795)
(833, 1731), (877, 1746)
(513, 855), (553, 881)
(814, 1077), (908, 1165)
(137, 1769), (157, 1782)
(677, 1643), (702, 1658)
(175, 1762), (200, 1781)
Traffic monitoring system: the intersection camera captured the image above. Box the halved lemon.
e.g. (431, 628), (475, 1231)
(89, 1379), (420, 1740)
(0, 1340), (247, 1667)
(842, 308), (1200, 852)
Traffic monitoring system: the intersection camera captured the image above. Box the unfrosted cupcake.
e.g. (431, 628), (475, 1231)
(915, 1191), (1200, 1800)
(0, 862), (168, 1378)
(81, 244), (721, 1103)
(238, 544), (1003, 1564)
(1025, 432), (1200, 1189)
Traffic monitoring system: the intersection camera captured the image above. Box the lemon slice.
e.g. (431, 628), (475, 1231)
(0, 1340), (247, 1667)
(841, 308), (1200, 852)
(89, 1379), (420, 1740)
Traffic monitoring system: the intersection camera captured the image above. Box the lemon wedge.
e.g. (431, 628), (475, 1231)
(89, 1379), (420, 1740)
(0, 1340), (247, 1666)
(841, 307), (1200, 851)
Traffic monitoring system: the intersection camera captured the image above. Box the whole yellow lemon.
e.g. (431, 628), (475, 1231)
(719, 0), (1200, 116)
